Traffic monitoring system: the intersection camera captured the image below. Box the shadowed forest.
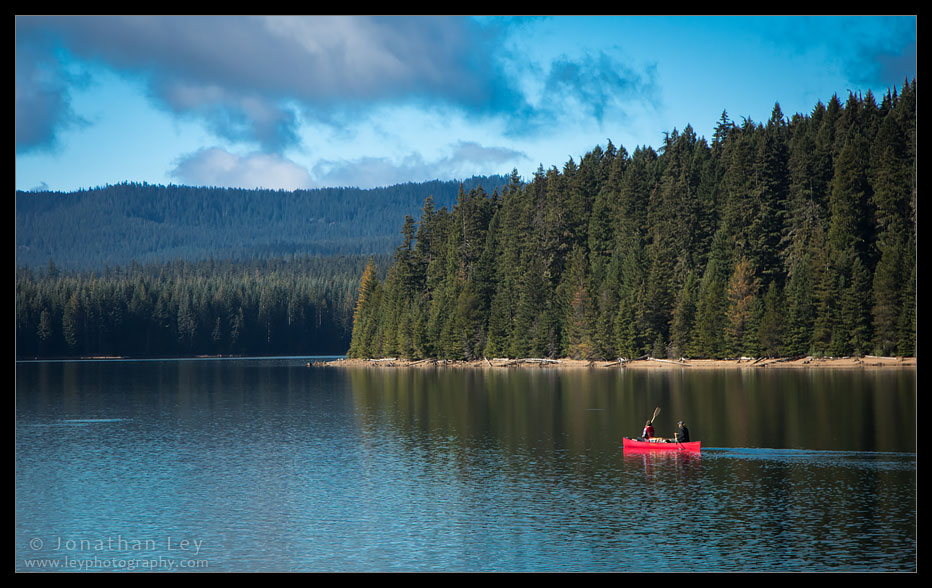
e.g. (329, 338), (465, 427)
(15, 255), (392, 358)
(15, 177), (502, 358)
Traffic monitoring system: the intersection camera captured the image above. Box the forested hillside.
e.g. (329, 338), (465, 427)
(349, 82), (917, 361)
(16, 254), (390, 359)
(15, 175), (508, 270)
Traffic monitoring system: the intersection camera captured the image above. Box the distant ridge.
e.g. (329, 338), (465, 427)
(15, 175), (510, 270)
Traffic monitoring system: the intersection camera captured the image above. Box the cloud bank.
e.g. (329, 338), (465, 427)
(17, 16), (915, 191)
(311, 141), (527, 188)
(170, 140), (526, 190)
(170, 147), (313, 191)
(16, 16), (524, 154)
(16, 15), (663, 188)
(14, 40), (88, 153)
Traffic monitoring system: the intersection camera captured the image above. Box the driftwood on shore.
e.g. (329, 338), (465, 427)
(758, 355), (808, 366)
(647, 357), (688, 366)
(498, 358), (562, 367)
(405, 358), (437, 366)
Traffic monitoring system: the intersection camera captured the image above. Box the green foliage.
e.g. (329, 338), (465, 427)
(725, 257), (760, 356)
(348, 82), (916, 361)
(758, 282), (785, 357)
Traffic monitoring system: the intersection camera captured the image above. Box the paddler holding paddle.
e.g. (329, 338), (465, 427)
(640, 420), (655, 440)
(674, 420), (690, 443)
(637, 407), (661, 441)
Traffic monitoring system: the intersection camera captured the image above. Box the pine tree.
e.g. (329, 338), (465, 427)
(748, 104), (790, 284)
(896, 250), (916, 357)
(693, 227), (732, 358)
(725, 257), (760, 357)
(669, 270), (698, 358)
(37, 309), (52, 356)
(828, 126), (873, 264)
(869, 110), (912, 355)
(62, 292), (81, 350)
(843, 253), (873, 355)
(452, 279), (484, 360)
(758, 281), (784, 357)
(614, 241), (648, 358)
(558, 245), (596, 359)
(347, 258), (380, 358)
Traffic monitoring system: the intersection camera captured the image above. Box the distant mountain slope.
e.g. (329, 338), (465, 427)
(15, 175), (509, 270)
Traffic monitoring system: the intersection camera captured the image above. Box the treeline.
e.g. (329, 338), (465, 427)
(15, 175), (508, 270)
(349, 82), (917, 361)
(16, 255), (389, 359)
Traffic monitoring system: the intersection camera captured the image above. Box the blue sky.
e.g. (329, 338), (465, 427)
(15, 15), (917, 192)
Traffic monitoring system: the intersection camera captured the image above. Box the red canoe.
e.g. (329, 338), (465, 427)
(623, 437), (701, 452)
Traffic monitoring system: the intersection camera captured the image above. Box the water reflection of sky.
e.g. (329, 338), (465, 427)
(16, 360), (916, 572)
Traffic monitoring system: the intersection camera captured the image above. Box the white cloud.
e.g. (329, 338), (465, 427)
(310, 140), (526, 188)
(170, 147), (312, 190)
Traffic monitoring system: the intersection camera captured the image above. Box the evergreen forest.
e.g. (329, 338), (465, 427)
(16, 255), (389, 359)
(348, 82), (917, 361)
(15, 176), (501, 359)
(16, 175), (508, 270)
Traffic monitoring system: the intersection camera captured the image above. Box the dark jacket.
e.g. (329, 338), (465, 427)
(676, 425), (690, 443)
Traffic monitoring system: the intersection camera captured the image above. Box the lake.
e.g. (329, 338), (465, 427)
(15, 359), (916, 572)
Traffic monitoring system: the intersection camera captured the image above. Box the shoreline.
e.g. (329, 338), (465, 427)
(317, 356), (916, 370)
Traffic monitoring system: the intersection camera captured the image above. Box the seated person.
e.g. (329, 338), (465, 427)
(637, 420), (655, 441)
(674, 421), (690, 443)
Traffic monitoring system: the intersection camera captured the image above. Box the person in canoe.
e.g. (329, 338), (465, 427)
(636, 406), (661, 441)
(637, 419), (655, 441)
(674, 420), (690, 443)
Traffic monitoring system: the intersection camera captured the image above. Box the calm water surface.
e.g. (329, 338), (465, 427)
(15, 359), (916, 572)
